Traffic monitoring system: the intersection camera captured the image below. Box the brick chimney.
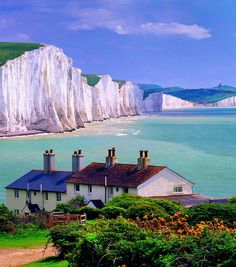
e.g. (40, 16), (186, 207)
(137, 150), (144, 170)
(110, 147), (117, 166)
(105, 148), (117, 167)
(44, 149), (55, 173)
(143, 150), (150, 168)
(72, 149), (84, 173)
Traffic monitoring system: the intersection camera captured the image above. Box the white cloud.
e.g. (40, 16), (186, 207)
(65, 4), (211, 40)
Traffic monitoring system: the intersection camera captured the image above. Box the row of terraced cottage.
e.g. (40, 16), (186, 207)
(6, 148), (194, 214)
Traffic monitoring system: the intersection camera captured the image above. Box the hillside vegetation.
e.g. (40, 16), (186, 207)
(139, 83), (236, 104)
(0, 42), (43, 66)
(81, 74), (101, 86)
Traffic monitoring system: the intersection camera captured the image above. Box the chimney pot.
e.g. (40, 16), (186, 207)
(78, 149), (82, 155)
(72, 149), (84, 173)
(50, 149), (53, 154)
(144, 150), (148, 158)
(139, 150), (144, 158)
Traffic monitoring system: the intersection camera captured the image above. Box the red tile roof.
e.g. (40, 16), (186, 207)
(66, 162), (166, 188)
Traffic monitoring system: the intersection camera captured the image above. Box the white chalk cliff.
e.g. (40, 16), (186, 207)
(212, 96), (236, 107)
(162, 94), (194, 109)
(0, 45), (144, 133)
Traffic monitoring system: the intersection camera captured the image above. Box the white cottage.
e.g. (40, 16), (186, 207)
(6, 148), (193, 214)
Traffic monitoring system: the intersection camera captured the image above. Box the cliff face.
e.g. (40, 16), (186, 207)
(143, 92), (163, 113)
(211, 96), (236, 107)
(162, 94), (194, 109)
(0, 45), (143, 134)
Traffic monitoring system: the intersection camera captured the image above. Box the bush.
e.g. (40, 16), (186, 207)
(0, 215), (16, 233)
(126, 204), (167, 220)
(188, 203), (236, 225)
(54, 203), (80, 214)
(68, 195), (85, 208)
(100, 206), (126, 219)
(50, 223), (84, 257)
(230, 196), (236, 204)
(79, 206), (100, 220)
(0, 204), (13, 218)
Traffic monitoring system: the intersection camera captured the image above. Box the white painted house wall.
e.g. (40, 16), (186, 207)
(137, 168), (193, 197)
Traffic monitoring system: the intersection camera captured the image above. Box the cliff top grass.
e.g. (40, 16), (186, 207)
(113, 79), (127, 89)
(0, 42), (43, 66)
(81, 74), (101, 87)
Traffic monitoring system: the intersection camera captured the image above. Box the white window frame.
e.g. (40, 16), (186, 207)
(14, 189), (19, 199)
(173, 186), (183, 193)
(56, 192), (62, 201)
(14, 209), (19, 215)
(109, 187), (114, 195)
(123, 187), (129, 194)
(45, 192), (49, 200)
(116, 187), (119, 192)
(88, 185), (92, 194)
(74, 184), (80, 193)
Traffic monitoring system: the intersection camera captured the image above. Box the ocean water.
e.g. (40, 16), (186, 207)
(0, 108), (236, 202)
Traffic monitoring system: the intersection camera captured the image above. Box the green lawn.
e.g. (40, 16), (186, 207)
(22, 256), (68, 267)
(0, 228), (49, 248)
(0, 42), (43, 66)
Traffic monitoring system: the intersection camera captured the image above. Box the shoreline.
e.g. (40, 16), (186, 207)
(1, 107), (236, 139)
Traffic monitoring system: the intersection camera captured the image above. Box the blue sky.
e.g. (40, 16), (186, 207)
(1, 0), (236, 88)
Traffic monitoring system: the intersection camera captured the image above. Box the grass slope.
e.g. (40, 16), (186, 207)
(0, 42), (43, 66)
(139, 83), (236, 104)
(22, 256), (68, 267)
(81, 74), (101, 87)
(0, 228), (48, 248)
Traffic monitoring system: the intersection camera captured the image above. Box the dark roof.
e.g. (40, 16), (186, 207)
(152, 194), (210, 207)
(66, 162), (166, 187)
(6, 170), (73, 193)
(209, 198), (230, 204)
(28, 203), (41, 213)
(87, 199), (104, 209)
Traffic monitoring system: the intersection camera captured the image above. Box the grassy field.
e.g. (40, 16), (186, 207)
(0, 42), (43, 66)
(0, 228), (48, 248)
(81, 74), (101, 86)
(22, 256), (68, 267)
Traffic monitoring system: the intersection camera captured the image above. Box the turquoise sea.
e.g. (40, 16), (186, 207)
(0, 108), (236, 202)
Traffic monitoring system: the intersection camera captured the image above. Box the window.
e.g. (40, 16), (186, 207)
(56, 192), (61, 201)
(14, 209), (19, 215)
(88, 185), (92, 194)
(26, 191), (31, 202)
(34, 191), (37, 196)
(123, 188), (129, 194)
(14, 189), (19, 198)
(116, 187), (119, 192)
(109, 187), (113, 195)
(173, 186), (183, 193)
(45, 192), (49, 200)
(74, 184), (80, 193)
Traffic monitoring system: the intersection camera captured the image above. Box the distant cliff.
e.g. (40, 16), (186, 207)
(0, 45), (143, 134)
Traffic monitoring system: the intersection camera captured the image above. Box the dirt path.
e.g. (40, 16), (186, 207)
(0, 245), (57, 267)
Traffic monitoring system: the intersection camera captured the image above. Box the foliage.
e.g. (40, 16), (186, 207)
(54, 203), (79, 214)
(49, 223), (84, 257)
(187, 203), (236, 225)
(79, 206), (100, 220)
(50, 216), (236, 267)
(81, 74), (101, 86)
(0, 215), (16, 233)
(230, 196), (236, 204)
(100, 206), (126, 219)
(0, 42), (43, 66)
(22, 256), (68, 267)
(106, 194), (185, 218)
(126, 204), (167, 220)
(0, 204), (14, 219)
(68, 194), (85, 208)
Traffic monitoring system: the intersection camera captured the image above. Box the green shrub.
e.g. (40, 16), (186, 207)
(81, 74), (101, 87)
(53, 203), (79, 214)
(126, 204), (167, 220)
(100, 206), (126, 219)
(188, 203), (236, 225)
(0, 204), (13, 218)
(0, 215), (16, 233)
(68, 195), (85, 208)
(79, 206), (100, 220)
(50, 223), (84, 257)
(230, 196), (236, 204)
